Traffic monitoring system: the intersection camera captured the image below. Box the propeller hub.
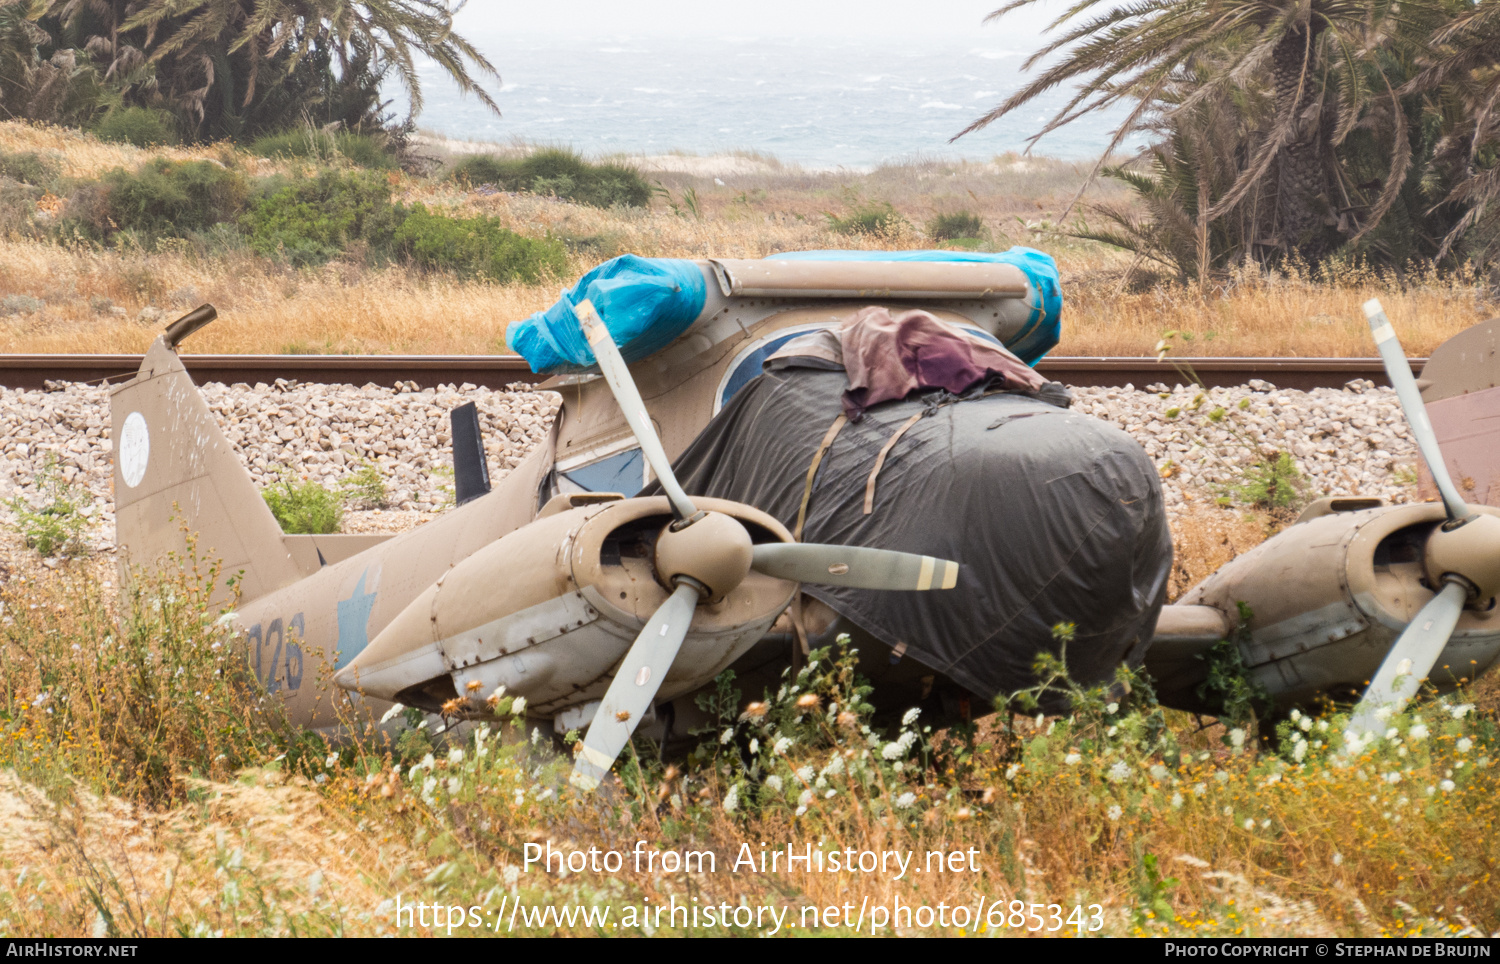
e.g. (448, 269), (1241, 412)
(1424, 512), (1500, 601)
(654, 510), (754, 601)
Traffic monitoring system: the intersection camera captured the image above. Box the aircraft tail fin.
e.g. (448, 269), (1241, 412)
(111, 316), (299, 605)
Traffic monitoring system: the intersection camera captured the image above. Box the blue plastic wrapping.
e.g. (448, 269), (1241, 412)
(506, 255), (707, 374)
(767, 247), (1062, 365)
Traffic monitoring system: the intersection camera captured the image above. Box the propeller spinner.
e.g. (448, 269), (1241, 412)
(1347, 300), (1500, 736)
(568, 300), (961, 789)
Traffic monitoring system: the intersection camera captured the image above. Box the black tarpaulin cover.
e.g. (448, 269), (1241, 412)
(661, 369), (1173, 710)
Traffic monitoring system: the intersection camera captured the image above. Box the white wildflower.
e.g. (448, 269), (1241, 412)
(1229, 728), (1245, 748)
(1170, 793), (1184, 810)
(748, 738), (759, 755)
(1293, 740), (1308, 763)
(1457, 737), (1473, 753)
(1108, 761), (1131, 783)
(1333, 852), (1343, 866)
(1105, 702), (1119, 715)
(798, 789), (814, 807)
(1426, 785), (1437, 797)
(1291, 709), (1302, 722)
(895, 792), (917, 809)
(901, 707), (921, 727)
(448, 748), (464, 764)
(824, 789), (836, 799)
(324, 753), (338, 768)
(1374, 705), (1393, 722)
(1107, 804), (1122, 821)
(773, 736), (793, 755)
(511, 696), (527, 716)
(488, 685), (506, 702)
(721, 728), (735, 745)
(1193, 782), (1207, 797)
(1385, 727), (1400, 741)
(378, 702), (405, 724)
(723, 785), (740, 813)
(1244, 818), (1255, 830)
(1299, 716), (1313, 732)
(1005, 764), (1021, 780)
(1385, 771), (1401, 784)
(1440, 779), (1455, 792)
(1451, 703), (1474, 720)
(1064, 753), (1081, 766)
(881, 741), (904, 761)
(766, 775), (783, 792)
(796, 765), (815, 784)
(795, 806), (807, 816)
(447, 777), (460, 795)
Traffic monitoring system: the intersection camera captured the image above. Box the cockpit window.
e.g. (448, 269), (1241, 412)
(558, 448), (646, 496)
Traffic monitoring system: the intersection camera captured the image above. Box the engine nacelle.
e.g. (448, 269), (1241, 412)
(1148, 503), (1500, 714)
(334, 496), (797, 717)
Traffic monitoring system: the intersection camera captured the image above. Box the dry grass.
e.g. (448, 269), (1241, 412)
(1166, 501), (1278, 602)
(1, 557), (1498, 937)
(2, 120), (1492, 357)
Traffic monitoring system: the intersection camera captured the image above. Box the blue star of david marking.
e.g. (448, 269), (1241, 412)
(335, 570), (377, 671)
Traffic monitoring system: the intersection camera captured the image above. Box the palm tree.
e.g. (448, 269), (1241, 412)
(956, 0), (1446, 262)
(38, 0), (500, 138)
(1406, 0), (1500, 262)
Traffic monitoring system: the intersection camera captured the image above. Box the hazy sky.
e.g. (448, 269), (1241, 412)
(455, 0), (1062, 40)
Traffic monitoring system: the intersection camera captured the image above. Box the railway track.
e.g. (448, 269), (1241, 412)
(0, 353), (1420, 393)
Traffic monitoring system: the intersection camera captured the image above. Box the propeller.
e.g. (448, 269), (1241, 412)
(1347, 300), (1500, 737)
(567, 300), (961, 790)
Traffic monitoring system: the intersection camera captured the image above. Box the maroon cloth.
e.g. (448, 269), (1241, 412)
(839, 306), (1047, 419)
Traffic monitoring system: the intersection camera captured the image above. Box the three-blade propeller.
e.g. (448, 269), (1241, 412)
(1348, 300), (1500, 737)
(569, 300), (961, 790)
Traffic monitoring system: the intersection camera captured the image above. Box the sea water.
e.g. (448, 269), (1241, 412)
(406, 35), (1139, 168)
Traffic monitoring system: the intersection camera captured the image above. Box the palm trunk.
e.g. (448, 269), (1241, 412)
(1271, 27), (1332, 261)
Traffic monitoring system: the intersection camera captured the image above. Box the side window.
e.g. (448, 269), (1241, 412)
(558, 448), (646, 496)
(717, 328), (823, 411)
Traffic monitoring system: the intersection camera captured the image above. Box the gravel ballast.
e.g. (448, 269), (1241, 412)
(0, 377), (1420, 557)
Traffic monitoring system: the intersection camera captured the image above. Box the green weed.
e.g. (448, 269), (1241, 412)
(4, 453), (91, 557)
(337, 460), (389, 510)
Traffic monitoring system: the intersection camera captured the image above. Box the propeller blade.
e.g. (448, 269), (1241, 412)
(575, 299), (698, 522)
(570, 582), (701, 791)
(751, 542), (960, 591)
(1347, 579), (1468, 737)
(1364, 299), (1469, 522)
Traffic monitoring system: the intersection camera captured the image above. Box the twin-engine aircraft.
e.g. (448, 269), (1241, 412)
(109, 254), (1500, 788)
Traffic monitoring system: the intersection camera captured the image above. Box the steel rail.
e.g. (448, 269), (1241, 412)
(0, 353), (1420, 392)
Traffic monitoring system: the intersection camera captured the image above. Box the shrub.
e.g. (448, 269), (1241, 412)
(448, 148), (650, 208)
(4, 453), (90, 557)
(0, 150), (59, 188)
(827, 198), (908, 237)
(391, 204), (567, 283)
(93, 107), (180, 147)
(98, 158), (250, 238)
(262, 475), (343, 534)
(927, 210), (986, 241)
(248, 128), (396, 169)
(242, 169), (400, 264)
